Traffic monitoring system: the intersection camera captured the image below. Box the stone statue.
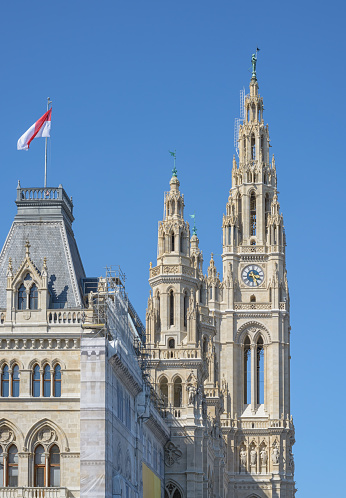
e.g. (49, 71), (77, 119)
(271, 446), (279, 465)
(240, 448), (247, 467)
(187, 384), (197, 405)
(250, 447), (257, 465)
(260, 448), (268, 465)
(251, 53), (257, 78)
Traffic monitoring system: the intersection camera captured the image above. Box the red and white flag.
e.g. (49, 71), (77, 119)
(17, 108), (52, 151)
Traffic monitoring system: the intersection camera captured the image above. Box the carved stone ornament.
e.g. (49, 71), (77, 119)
(0, 427), (14, 444)
(36, 427), (57, 445)
(165, 441), (182, 467)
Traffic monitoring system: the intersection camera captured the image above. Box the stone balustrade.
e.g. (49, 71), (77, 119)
(150, 264), (197, 279)
(0, 488), (68, 498)
(149, 348), (201, 360)
(220, 418), (293, 430)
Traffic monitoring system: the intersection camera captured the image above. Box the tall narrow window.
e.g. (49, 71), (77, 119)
(250, 192), (256, 236)
(159, 377), (168, 407)
(244, 337), (251, 405)
(12, 364), (19, 397)
(43, 364), (51, 397)
(29, 284), (38, 310)
(171, 233), (175, 252)
(251, 134), (256, 160)
(237, 194), (242, 240)
(173, 377), (182, 407)
(183, 292), (188, 328)
(169, 290), (174, 326)
(18, 284), (26, 310)
(180, 233), (183, 253)
(34, 445), (45, 487)
(7, 445), (18, 487)
(53, 365), (61, 397)
(33, 364), (40, 397)
(0, 446), (3, 486)
(257, 337), (264, 404)
(1, 365), (9, 397)
(49, 445), (60, 487)
(265, 194), (270, 233)
(260, 135), (264, 158)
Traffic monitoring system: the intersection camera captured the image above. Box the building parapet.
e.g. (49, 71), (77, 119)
(0, 487), (68, 498)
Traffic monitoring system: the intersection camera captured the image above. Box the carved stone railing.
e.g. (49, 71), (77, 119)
(205, 387), (220, 398)
(220, 418), (293, 430)
(16, 186), (73, 212)
(0, 488), (68, 498)
(279, 302), (287, 310)
(162, 405), (186, 419)
(149, 348), (201, 360)
(234, 303), (271, 310)
(48, 310), (82, 324)
(150, 265), (197, 279)
(239, 245), (266, 254)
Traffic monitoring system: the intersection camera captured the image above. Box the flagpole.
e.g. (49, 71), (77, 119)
(44, 98), (52, 188)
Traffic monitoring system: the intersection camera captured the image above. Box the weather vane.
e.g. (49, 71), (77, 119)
(169, 149), (177, 177)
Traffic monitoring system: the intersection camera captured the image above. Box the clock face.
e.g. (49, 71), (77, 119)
(242, 265), (264, 287)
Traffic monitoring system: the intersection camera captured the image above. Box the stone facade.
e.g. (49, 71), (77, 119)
(146, 74), (296, 498)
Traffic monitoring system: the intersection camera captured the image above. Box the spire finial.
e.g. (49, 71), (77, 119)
(169, 149), (177, 177)
(251, 48), (260, 80)
(190, 213), (197, 236)
(25, 240), (30, 258)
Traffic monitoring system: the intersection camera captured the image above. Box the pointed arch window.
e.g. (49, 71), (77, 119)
(18, 284), (26, 310)
(12, 364), (19, 397)
(7, 445), (18, 487)
(43, 364), (51, 397)
(33, 364), (40, 397)
(265, 194), (270, 233)
(257, 336), (264, 404)
(244, 337), (251, 405)
(251, 134), (256, 160)
(159, 377), (168, 407)
(169, 290), (174, 326)
(53, 364), (61, 397)
(1, 364), (9, 397)
(29, 284), (38, 310)
(173, 377), (182, 407)
(180, 233), (184, 253)
(183, 292), (188, 328)
(250, 192), (256, 236)
(49, 445), (60, 487)
(34, 444), (45, 487)
(165, 482), (182, 498)
(171, 233), (175, 252)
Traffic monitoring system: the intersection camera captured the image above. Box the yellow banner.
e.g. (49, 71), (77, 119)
(142, 463), (161, 498)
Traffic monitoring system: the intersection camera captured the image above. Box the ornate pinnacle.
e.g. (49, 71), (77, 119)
(25, 240), (30, 258)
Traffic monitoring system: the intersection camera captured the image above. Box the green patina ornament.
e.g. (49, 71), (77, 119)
(169, 149), (177, 177)
(251, 48), (260, 80)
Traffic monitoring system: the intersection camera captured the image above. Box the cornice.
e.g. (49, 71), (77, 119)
(109, 353), (142, 395)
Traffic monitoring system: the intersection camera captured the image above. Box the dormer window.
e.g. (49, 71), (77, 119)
(18, 284), (26, 310)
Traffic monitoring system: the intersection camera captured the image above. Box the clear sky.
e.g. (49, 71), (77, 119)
(1, 1), (345, 495)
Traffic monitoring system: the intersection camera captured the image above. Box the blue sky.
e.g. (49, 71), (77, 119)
(1, 1), (345, 495)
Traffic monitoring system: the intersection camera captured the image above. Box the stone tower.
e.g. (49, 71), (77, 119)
(147, 60), (295, 498)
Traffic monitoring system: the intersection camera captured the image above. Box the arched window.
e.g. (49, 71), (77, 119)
(244, 337), (251, 405)
(250, 192), (256, 236)
(169, 290), (174, 326)
(29, 284), (38, 310)
(250, 295), (256, 303)
(43, 364), (51, 397)
(53, 365), (61, 397)
(0, 446), (3, 486)
(237, 194), (242, 239)
(7, 445), (18, 487)
(165, 482), (182, 498)
(159, 377), (168, 407)
(34, 445), (45, 487)
(168, 338), (175, 349)
(171, 233), (175, 252)
(265, 193), (270, 233)
(12, 364), (19, 397)
(173, 377), (182, 407)
(183, 292), (188, 328)
(49, 445), (60, 487)
(1, 365), (9, 397)
(180, 233), (184, 253)
(200, 286), (204, 304)
(203, 337), (208, 355)
(18, 284), (26, 310)
(33, 364), (40, 397)
(251, 134), (256, 160)
(257, 336), (264, 404)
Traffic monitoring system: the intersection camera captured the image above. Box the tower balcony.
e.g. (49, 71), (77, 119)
(0, 488), (68, 498)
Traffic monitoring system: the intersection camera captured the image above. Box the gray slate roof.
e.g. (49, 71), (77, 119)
(0, 186), (85, 309)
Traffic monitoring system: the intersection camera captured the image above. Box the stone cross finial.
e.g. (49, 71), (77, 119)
(25, 240), (30, 257)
